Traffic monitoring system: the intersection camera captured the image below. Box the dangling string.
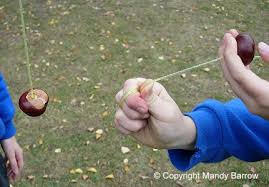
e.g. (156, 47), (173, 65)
(19, 0), (34, 97)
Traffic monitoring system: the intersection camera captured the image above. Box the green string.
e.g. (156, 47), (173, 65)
(18, 0), (34, 97)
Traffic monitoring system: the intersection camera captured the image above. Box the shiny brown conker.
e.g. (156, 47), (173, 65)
(235, 33), (255, 66)
(19, 89), (49, 117)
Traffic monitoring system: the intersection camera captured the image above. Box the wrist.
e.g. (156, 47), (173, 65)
(165, 116), (196, 150)
(182, 116), (196, 149)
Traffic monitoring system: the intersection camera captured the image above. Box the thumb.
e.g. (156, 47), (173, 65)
(258, 42), (269, 65)
(139, 79), (180, 121)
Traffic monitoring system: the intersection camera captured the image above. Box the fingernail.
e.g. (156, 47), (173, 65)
(258, 42), (269, 53)
(137, 107), (147, 113)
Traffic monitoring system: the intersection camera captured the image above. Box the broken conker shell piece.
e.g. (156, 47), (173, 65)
(235, 33), (255, 66)
(19, 89), (49, 117)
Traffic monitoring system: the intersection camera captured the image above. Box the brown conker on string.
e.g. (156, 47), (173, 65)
(235, 33), (255, 66)
(19, 89), (49, 117)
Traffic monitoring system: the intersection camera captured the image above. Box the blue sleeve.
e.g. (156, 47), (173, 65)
(0, 74), (16, 140)
(168, 98), (269, 171)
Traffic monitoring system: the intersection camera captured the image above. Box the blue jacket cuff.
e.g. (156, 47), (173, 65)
(168, 107), (224, 171)
(0, 120), (16, 140)
(0, 119), (6, 139)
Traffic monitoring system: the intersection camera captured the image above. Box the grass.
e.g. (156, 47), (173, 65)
(1, 0), (269, 186)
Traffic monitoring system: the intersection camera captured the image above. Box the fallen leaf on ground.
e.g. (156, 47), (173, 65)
(96, 134), (102, 139)
(69, 169), (75, 174)
(96, 129), (103, 134)
(75, 168), (83, 174)
(158, 56), (164, 60)
(82, 175), (89, 180)
(87, 127), (94, 132)
(60, 11), (70, 16)
(105, 174), (114, 179)
(55, 148), (61, 153)
(87, 167), (97, 173)
(139, 175), (150, 180)
(121, 146), (130, 154)
(124, 165), (130, 172)
(137, 58), (143, 63)
(102, 111), (109, 117)
(27, 175), (35, 180)
(38, 139), (43, 145)
(203, 67), (210, 72)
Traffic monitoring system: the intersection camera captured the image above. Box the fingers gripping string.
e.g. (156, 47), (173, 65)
(117, 56), (261, 107)
(118, 88), (139, 108)
(118, 57), (221, 107)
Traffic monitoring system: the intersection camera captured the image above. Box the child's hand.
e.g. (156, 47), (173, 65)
(115, 78), (196, 149)
(219, 29), (269, 120)
(1, 137), (23, 180)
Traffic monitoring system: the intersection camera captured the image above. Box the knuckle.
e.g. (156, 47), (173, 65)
(124, 79), (133, 87)
(115, 92), (119, 101)
(115, 110), (124, 123)
(115, 91), (122, 102)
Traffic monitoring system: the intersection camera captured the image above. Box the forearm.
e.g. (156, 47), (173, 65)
(168, 98), (269, 171)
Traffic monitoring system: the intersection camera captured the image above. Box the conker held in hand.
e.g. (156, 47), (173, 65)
(19, 89), (49, 117)
(236, 33), (255, 66)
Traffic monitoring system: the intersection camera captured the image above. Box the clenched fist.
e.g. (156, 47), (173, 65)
(114, 78), (196, 150)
